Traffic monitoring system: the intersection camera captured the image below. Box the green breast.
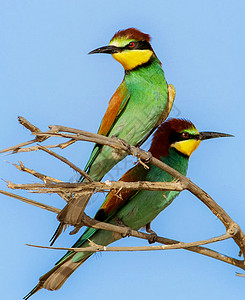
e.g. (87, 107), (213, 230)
(87, 57), (168, 181)
(111, 56), (168, 144)
(116, 148), (189, 230)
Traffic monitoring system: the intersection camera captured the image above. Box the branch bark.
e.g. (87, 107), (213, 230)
(25, 232), (233, 252)
(0, 189), (60, 214)
(7, 180), (184, 193)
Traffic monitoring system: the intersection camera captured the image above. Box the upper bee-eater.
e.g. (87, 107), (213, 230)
(52, 28), (175, 243)
(24, 118), (232, 298)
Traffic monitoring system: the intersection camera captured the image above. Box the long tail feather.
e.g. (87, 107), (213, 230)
(24, 254), (91, 299)
(23, 285), (42, 300)
(49, 223), (65, 246)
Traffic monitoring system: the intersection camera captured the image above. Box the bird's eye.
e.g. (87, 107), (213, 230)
(182, 132), (189, 139)
(129, 42), (135, 48)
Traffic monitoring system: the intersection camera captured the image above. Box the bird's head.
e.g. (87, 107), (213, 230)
(89, 28), (155, 70)
(149, 118), (233, 158)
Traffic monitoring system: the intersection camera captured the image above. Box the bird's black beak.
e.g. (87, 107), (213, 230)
(88, 45), (120, 55)
(198, 131), (234, 141)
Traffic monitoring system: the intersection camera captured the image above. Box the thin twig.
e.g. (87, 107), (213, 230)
(9, 161), (71, 202)
(0, 190), (60, 214)
(37, 145), (93, 183)
(0, 139), (38, 154)
(1, 141), (76, 154)
(26, 232), (232, 252)
(10, 161), (62, 183)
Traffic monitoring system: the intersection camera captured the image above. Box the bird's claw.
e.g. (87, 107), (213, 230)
(146, 222), (158, 244)
(148, 232), (158, 244)
(121, 228), (132, 238)
(117, 217), (132, 238)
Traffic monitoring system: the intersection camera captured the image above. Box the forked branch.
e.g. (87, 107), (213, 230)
(1, 117), (245, 272)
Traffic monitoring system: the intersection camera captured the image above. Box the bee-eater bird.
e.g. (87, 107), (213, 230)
(51, 28), (175, 243)
(24, 118), (232, 299)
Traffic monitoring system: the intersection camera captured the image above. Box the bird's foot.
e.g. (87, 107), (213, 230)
(121, 229), (132, 238)
(117, 218), (132, 238)
(146, 222), (158, 244)
(148, 232), (158, 244)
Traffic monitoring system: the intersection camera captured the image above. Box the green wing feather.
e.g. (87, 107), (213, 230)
(58, 163), (148, 263)
(82, 80), (130, 178)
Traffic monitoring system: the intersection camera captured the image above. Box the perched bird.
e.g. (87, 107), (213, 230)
(52, 28), (175, 243)
(24, 118), (232, 298)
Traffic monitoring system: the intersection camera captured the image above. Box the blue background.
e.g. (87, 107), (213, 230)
(1, 1), (245, 299)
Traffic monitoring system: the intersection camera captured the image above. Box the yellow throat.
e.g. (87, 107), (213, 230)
(112, 50), (153, 70)
(172, 139), (201, 157)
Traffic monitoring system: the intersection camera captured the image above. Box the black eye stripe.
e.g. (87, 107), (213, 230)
(124, 40), (153, 51)
(169, 132), (199, 144)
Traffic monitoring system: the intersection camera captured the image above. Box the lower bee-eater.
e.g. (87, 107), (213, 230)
(24, 118), (232, 298)
(52, 28), (175, 243)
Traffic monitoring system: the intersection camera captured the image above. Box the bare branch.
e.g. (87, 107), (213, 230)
(37, 145), (93, 183)
(26, 232), (233, 252)
(0, 117), (51, 154)
(0, 139), (38, 154)
(6, 180), (183, 193)
(0, 118), (75, 154)
(0, 189), (60, 214)
(9, 161), (71, 202)
(10, 161), (62, 183)
(8, 141), (75, 154)
(18, 116), (42, 135)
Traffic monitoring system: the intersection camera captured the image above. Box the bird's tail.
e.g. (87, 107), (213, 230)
(24, 253), (91, 299)
(25, 226), (98, 299)
(50, 192), (93, 245)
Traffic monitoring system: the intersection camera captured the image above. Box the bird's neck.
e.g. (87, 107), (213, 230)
(146, 148), (189, 183)
(124, 56), (165, 90)
(125, 55), (162, 77)
(161, 148), (189, 176)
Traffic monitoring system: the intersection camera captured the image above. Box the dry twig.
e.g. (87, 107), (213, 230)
(26, 231), (233, 252)
(6, 180), (184, 193)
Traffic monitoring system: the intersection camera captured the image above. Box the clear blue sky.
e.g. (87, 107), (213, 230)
(1, 1), (245, 299)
